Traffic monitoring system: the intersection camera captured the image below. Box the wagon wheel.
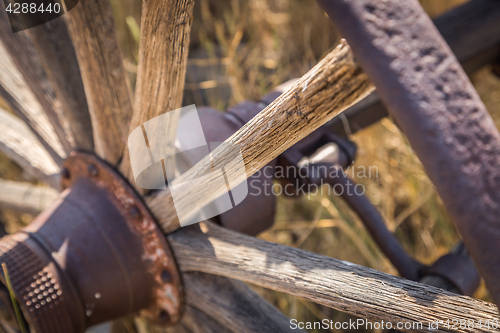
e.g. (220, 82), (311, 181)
(0, 0), (499, 333)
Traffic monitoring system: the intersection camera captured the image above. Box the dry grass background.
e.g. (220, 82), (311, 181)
(1, 0), (500, 331)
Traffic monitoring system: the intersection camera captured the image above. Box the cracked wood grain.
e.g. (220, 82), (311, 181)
(24, 17), (94, 152)
(168, 221), (500, 333)
(145, 40), (374, 233)
(0, 7), (74, 154)
(128, 273), (296, 333)
(119, 0), (195, 188)
(0, 36), (65, 164)
(183, 272), (299, 333)
(65, 0), (133, 165)
(112, 3), (257, 332)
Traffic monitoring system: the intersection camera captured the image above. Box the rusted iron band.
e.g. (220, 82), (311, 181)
(319, 0), (500, 306)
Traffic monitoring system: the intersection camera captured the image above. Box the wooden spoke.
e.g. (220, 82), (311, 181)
(114, 4), (259, 333)
(1, 0), (495, 330)
(154, 305), (233, 333)
(143, 273), (296, 333)
(0, 179), (58, 214)
(0, 108), (60, 188)
(0, 9), (74, 153)
(131, 0), (194, 132)
(24, 18), (94, 152)
(146, 40), (374, 233)
(119, 0), (195, 186)
(65, 0), (133, 165)
(183, 272), (298, 333)
(169, 221), (500, 333)
(0, 41), (65, 164)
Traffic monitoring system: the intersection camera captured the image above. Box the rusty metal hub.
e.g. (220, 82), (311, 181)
(0, 151), (183, 332)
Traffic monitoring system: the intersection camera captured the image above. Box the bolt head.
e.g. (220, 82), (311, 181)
(61, 168), (70, 179)
(129, 206), (141, 219)
(87, 164), (99, 177)
(159, 310), (170, 323)
(161, 270), (172, 283)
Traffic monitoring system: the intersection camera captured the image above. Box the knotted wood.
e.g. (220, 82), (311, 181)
(169, 221), (500, 333)
(146, 40), (374, 233)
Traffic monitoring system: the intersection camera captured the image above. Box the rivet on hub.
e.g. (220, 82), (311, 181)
(61, 168), (70, 180)
(161, 270), (172, 283)
(159, 310), (170, 323)
(129, 206), (141, 220)
(87, 164), (99, 177)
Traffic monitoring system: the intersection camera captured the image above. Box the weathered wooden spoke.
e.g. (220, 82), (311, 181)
(23, 18), (95, 152)
(0, 38), (65, 164)
(0, 108), (60, 188)
(116, 1), (285, 331)
(119, 0), (195, 188)
(169, 221), (500, 333)
(0, 9), (74, 154)
(0, 179), (58, 214)
(65, 0), (133, 165)
(156, 305), (232, 333)
(146, 40), (374, 233)
(183, 272), (298, 333)
(0, 0), (500, 332)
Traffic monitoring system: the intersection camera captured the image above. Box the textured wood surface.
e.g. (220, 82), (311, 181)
(169, 221), (500, 333)
(146, 40), (374, 233)
(66, 0), (133, 165)
(0, 39), (65, 163)
(119, 0), (195, 186)
(0, 8), (73, 153)
(183, 272), (299, 333)
(0, 180), (58, 214)
(129, 0), (194, 130)
(155, 305), (232, 333)
(1, 0), (495, 330)
(0, 108), (60, 188)
(147, 273), (297, 333)
(116, 3), (253, 332)
(141, 272), (297, 333)
(26, 17), (94, 152)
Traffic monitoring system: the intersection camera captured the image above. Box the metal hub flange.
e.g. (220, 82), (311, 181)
(0, 151), (183, 332)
